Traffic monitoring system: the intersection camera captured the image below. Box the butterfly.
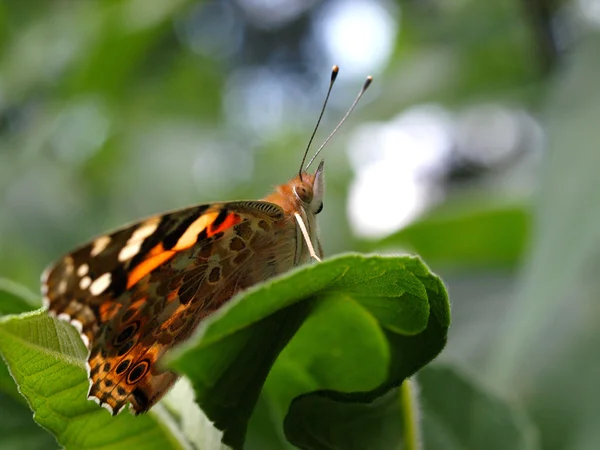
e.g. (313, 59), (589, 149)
(42, 66), (372, 416)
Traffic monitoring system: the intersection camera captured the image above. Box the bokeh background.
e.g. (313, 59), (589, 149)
(1, 0), (600, 449)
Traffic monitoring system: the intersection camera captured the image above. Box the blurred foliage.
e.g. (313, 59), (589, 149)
(364, 201), (530, 270)
(1, 0), (599, 449)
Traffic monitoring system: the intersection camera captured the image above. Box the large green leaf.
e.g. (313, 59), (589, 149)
(0, 254), (449, 449)
(277, 260), (449, 449)
(273, 364), (537, 450)
(0, 278), (41, 403)
(0, 311), (189, 449)
(169, 254), (450, 449)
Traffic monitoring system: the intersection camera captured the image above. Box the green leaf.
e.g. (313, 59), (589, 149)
(0, 311), (189, 450)
(0, 283), (47, 450)
(273, 364), (537, 450)
(368, 202), (530, 269)
(418, 365), (538, 450)
(0, 254), (449, 449)
(282, 388), (405, 450)
(279, 257), (449, 450)
(169, 254), (450, 449)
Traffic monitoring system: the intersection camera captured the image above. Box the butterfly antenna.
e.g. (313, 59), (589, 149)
(305, 74), (373, 171)
(298, 65), (340, 179)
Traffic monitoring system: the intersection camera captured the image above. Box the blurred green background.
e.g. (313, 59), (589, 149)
(1, 0), (599, 449)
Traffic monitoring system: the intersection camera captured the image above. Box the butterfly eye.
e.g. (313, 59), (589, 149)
(315, 202), (324, 214)
(294, 185), (312, 203)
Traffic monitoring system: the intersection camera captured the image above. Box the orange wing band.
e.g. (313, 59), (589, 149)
(125, 211), (241, 289)
(207, 213), (241, 237)
(127, 246), (175, 289)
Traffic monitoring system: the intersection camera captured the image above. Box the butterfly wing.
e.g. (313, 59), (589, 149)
(43, 200), (299, 414)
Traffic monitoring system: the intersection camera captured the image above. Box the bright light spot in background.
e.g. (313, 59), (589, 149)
(455, 105), (544, 194)
(455, 105), (525, 167)
(222, 0), (398, 139)
(577, 0), (600, 26)
(348, 105), (453, 238)
(314, 0), (398, 78)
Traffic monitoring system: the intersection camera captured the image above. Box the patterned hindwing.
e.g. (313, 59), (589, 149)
(42, 200), (299, 415)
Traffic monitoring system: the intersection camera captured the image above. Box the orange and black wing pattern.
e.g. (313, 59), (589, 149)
(43, 200), (296, 414)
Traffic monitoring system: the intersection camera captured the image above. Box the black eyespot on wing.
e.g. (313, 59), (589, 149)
(116, 359), (131, 375)
(126, 360), (149, 384)
(114, 321), (139, 346)
(315, 202), (324, 214)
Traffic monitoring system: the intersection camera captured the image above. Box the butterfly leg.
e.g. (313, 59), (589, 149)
(294, 213), (321, 262)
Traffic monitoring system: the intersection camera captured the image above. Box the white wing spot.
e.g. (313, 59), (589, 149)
(118, 241), (142, 262)
(58, 279), (67, 294)
(130, 218), (160, 243)
(91, 236), (111, 257)
(100, 401), (115, 414)
(77, 264), (89, 277)
(70, 319), (83, 333)
(90, 272), (112, 296)
(57, 313), (71, 322)
(40, 267), (51, 286)
(116, 218), (160, 262)
(80, 276), (92, 290)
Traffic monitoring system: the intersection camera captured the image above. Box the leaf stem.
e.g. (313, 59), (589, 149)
(400, 379), (422, 450)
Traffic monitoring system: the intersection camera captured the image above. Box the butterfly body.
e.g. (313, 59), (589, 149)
(43, 164), (325, 415)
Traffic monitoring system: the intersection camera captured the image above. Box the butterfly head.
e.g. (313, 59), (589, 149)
(265, 160), (325, 217)
(295, 160), (325, 215)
